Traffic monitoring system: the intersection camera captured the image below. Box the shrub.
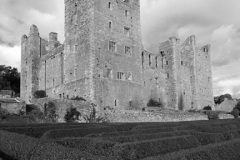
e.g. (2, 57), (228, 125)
(203, 105), (212, 110)
(229, 109), (239, 118)
(33, 90), (47, 98)
(71, 96), (86, 101)
(45, 101), (59, 123)
(204, 111), (219, 120)
(64, 107), (81, 123)
(84, 106), (105, 123)
(0, 108), (9, 117)
(147, 99), (162, 107)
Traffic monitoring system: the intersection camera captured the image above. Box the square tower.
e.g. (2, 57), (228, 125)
(64, 0), (144, 109)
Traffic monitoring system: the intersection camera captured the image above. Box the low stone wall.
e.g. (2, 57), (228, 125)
(32, 98), (97, 122)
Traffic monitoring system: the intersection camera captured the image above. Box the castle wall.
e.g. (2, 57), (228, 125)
(195, 45), (214, 108)
(21, 0), (214, 111)
(93, 0), (144, 109)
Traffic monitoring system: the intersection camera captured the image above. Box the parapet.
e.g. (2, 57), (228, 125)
(49, 32), (58, 42)
(21, 34), (28, 43)
(29, 24), (39, 36)
(169, 36), (180, 46)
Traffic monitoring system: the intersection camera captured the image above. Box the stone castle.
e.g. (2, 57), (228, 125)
(21, 0), (214, 110)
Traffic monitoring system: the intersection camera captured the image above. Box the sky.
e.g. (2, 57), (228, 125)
(0, 0), (240, 98)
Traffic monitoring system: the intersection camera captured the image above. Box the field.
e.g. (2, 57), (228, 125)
(0, 110), (240, 160)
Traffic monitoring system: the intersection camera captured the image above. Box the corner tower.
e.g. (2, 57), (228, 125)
(64, 0), (143, 108)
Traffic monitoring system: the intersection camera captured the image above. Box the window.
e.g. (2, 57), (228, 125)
(127, 72), (133, 81)
(124, 27), (130, 36)
(115, 100), (117, 106)
(53, 79), (55, 86)
(125, 46), (131, 55)
(167, 73), (169, 79)
(149, 55), (151, 66)
(117, 72), (125, 80)
(109, 41), (116, 52)
(125, 10), (128, 17)
(108, 21), (112, 30)
(75, 45), (77, 52)
(59, 94), (62, 99)
(103, 69), (112, 78)
(166, 61), (169, 65)
(160, 51), (164, 56)
(155, 56), (158, 68)
(181, 61), (183, 65)
(108, 2), (112, 9)
(142, 52), (144, 68)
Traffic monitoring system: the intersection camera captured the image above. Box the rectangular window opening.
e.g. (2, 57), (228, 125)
(117, 72), (125, 80)
(108, 21), (112, 30)
(125, 46), (131, 55)
(149, 55), (151, 66)
(109, 41), (116, 52)
(108, 2), (112, 9)
(125, 10), (128, 17)
(155, 56), (158, 68)
(124, 27), (130, 36)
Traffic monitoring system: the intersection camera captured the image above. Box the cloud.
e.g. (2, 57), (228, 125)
(0, 45), (21, 70)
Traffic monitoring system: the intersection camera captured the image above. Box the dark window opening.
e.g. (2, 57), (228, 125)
(124, 27), (130, 36)
(108, 2), (112, 9)
(166, 61), (169, 65)
(109, 21), (112, 29)
(142, 52), (144, 68)
(181, 61), (183, 65)
(149, 55), (151, 66)
(167, 73), (169, 79)
(155, 56), (158, 68)
(115, 100), (117, 106)
(109, 41), (116, 52)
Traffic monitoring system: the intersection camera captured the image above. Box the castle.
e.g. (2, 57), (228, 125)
(21, 0), (214, 110)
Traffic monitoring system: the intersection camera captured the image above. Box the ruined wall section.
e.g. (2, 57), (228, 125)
(142, 50), (167, 107)
(179, 36), (198, 110)
(21, 25), (42, 103)
(159, 38), (180, 110)
(93, 0), (144, 109)
(195, 45), (214, 108)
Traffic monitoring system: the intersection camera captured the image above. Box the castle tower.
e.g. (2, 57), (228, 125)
(64, 0), (144, 108)
(21, 25), (41, 103)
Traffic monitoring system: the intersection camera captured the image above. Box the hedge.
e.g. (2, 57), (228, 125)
(0, 124), (100, 138)
(41, 126), (117, 139)
(0, 130), (112, 160)
(146, 138), (240, 160)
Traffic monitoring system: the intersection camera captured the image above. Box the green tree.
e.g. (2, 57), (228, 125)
(0, 65), (20, 96)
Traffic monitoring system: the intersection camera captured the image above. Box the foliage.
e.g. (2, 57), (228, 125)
(214, 94), (233, 105)
(147, 99), (162, 107)
(0, 65), (20, 96)
(229, 109), (239, 118)
(64, 107), (81, 123)
(71, 96), (86, 101)
(203, 105), (212, 110)
(203, 111), (219, 120)
(34, 90), (47, 98)
(0, 108), (9, 117)
(84, 106), (106, 123)
(45, 101), (59, 123)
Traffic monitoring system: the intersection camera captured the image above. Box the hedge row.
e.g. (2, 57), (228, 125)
(0, 130), (112, 160)
(56, 135), (200, 159)
(41, 126), (117, 139)
(86, 127), (176, 138)
(100, 130), (191, 143)
(0, 124), (100, 138)
(145, 138), (240, 160)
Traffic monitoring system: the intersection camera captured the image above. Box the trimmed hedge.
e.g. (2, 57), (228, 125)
(41, 126), (117, 139)
(0, 124), (100, 138)
(0, 130), (112, 160)
(100, 130), (191, 143)
(146, 139), (240, 160)
(113, 135), (200, 159)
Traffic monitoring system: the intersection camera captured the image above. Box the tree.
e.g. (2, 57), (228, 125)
(0, 65), (20, 96)
(214, 94), (233, 105)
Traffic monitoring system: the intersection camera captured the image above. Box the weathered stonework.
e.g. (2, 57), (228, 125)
(21, 0), (214, 110)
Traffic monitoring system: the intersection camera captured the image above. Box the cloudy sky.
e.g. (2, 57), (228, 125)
(0, 0), (240, 98)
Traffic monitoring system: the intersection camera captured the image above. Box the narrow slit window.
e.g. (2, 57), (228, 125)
(117, 72), (125, 80)
(109, 21), (112, 30)
(155, 56), (158, 68)
(108, 2), (112, 9)
(149, 55), (151, 66)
